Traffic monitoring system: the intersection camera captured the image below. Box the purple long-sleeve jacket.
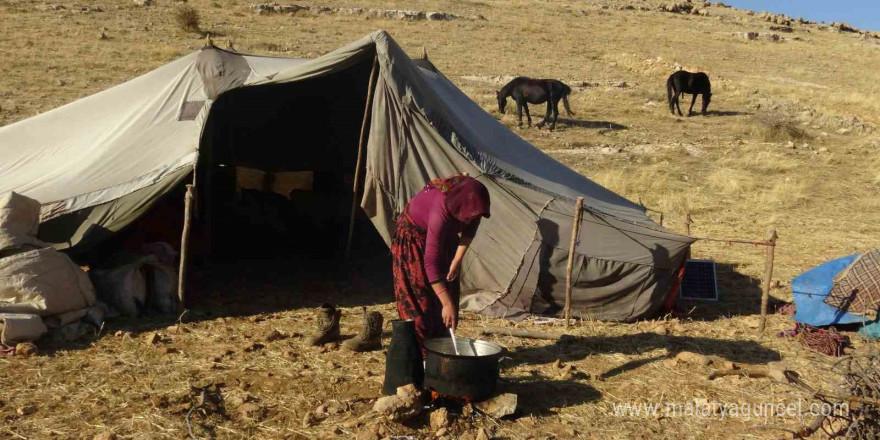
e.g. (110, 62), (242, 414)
(406, 187), (481, 284)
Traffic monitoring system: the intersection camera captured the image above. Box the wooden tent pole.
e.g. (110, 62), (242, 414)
(758, 228), (779, 336)
(177, 184), (194, 310)
(564, 197), (585, 328)
(345, 53), (380, 261)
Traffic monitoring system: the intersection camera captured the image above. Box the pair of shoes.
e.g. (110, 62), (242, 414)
(308, 304), (383, 352)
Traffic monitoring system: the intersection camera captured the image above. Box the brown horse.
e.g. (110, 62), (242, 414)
(496, 77), (574, 130)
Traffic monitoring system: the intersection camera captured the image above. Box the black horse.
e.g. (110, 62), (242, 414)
(667, 70), (711, 116)
(496, 77), (574, 129)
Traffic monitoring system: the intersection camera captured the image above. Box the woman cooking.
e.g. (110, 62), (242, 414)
(392, 174), (491, 355)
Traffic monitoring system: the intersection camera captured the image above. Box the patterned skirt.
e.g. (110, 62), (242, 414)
(391, 213), (459, 355)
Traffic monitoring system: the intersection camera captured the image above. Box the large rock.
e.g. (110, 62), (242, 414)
(372, 384), (423, 421)
(429, 407), (450, 430)
(474, 393), (517, 418)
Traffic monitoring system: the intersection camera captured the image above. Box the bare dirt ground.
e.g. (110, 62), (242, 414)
(2, 0), (880, 439)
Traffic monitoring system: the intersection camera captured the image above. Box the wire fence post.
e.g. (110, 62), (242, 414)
(564, 197), (584, 328)
(758, 229), (779, 336)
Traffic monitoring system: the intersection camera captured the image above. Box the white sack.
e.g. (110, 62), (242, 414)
(0, 247), (97, 316)
(0, 313), (48, 345)
(92, 263), (147, 317)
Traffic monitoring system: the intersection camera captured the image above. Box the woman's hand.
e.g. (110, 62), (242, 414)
(433, 282), (458, 330)
(447, 259), (461, 282)
(441, 302), (458, 330)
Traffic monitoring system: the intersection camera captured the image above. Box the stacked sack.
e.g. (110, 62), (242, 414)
(0, 192), (98, 346)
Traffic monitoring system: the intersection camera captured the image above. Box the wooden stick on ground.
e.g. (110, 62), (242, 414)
(345, 53), (380, 261)
(564, 197), (585, 328)
(177, 184), (194, 310)
(758, 228), (779, 335)
(480, 327), (566, 341)
(707, 366), (790, 382)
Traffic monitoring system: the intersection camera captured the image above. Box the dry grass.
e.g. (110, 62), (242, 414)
(751, 111), (810, 143)
(173, 4), (201, 33)
(2, 0), (880, 438)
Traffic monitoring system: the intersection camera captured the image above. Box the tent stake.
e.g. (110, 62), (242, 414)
(345, 53), (379, 260)
(177, 184), (194, 310)
(564, 197), (584, 328)
(758, 228), (778, 336)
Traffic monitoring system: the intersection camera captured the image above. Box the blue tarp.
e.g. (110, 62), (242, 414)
(792, 254), (866, 326)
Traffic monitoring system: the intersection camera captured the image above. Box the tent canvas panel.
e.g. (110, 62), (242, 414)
(0, 30), (696, 322)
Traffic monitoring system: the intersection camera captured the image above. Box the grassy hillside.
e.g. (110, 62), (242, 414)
(1, 0), (879, 438)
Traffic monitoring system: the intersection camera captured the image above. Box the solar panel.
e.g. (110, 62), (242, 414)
(679, 259), (719, 301)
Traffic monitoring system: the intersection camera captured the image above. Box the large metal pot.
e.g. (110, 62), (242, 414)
(423, 337), (504, 402)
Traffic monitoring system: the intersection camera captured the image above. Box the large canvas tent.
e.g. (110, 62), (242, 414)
(0, 30), (695, 321)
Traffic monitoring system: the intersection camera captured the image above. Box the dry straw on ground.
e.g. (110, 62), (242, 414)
(1, 0), (880, 438)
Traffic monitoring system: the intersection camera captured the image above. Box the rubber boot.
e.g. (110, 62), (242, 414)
(342, 307), (384, 352)
(309, 303), (340, 346)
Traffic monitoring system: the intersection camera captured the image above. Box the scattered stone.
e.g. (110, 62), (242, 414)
(651, 324), (669, 335)
(658, 2), (694, 14)
(15, 342), (37, 357)
(238, 402), (265, 420)
(143, 332), (161, 345)
(245, 342), (265, 352)
(475, 427), (492, 440)
(133, 0), (152, 5)
(342, 419), (360, 429)
(462, 403), (474, 418)
(302, 410), (319, 427)
(769, 25), (793, 33)
(251, 3), (463, 21)
(356, 430), (380, 440)
(674, 351), (710, 366)
(93, 432), (117, 440)
(372, 384), (423, 421)
(430, 407), (450, 430)
(16, 405), (37, 416)
(694, 397), (723, 414)
(737, 31), (758, 41)
(474, 393), (517, 418)
(552, 359), (563, 369)
(265, 329), (288, 342)
(426, 11), (456, 21)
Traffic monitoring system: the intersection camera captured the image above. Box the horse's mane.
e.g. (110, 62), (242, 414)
(498, 78), (518, 97)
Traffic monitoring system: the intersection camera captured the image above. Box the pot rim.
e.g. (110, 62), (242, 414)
(424, 337), (505, 359)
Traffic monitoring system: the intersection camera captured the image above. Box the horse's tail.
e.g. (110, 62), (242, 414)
(560, 82), (575, 117)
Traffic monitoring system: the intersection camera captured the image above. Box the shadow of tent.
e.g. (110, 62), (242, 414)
(501, 333), (781, 378)
(681, 262), (787, 321)
(496, 377), (601, 416)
